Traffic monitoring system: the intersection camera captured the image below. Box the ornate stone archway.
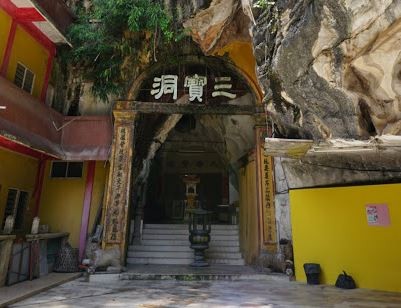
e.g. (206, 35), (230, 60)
(101, 56), (278, 263)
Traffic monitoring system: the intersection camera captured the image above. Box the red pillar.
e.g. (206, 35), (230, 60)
(40, 47), (55, 102)
(79, 161), (96, 261)
(32, 158), (46, 217)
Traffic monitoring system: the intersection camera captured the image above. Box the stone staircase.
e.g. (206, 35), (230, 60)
(127, 224), (245, 266)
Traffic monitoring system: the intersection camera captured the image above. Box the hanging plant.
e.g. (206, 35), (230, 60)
(62, 0), (176, 101)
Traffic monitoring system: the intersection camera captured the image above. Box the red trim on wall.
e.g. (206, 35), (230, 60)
(0, 135), (54, 160)
(0, 18), (17, 76)
(0, 1), (17, 16)
(32, 159), (46, 216)
(40, 47), (55, 102)
(0, 1), (55, 56)
(15, 8), (45, 22)
(79, 161), (96, 261)
(19, 21), (54, 52)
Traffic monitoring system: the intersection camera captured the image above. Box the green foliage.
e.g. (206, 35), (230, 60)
(64, 0), (176, 101)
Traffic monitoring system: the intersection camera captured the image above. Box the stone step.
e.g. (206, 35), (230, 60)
(140, 239), (240, 247)
(207, 247), (242, 253)
(128, 251), (193, 259)
(143, 229), (239, 236)
(129, 245), (191, 252)
(128, 245), (241, 253)
(139, 239), (189, 246)
(128, 223), (244, 266)
(126, 257), (245, 266)
(206, 252), (243, 259)
(142, 234), (239, 241)
(144, 224), (238, 230)
(209, 259), (245, 266)
(127, 257), (192, 265)
(127, 251), (243, 260)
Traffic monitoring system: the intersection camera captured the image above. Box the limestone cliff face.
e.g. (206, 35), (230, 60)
(253, 0), (401, 140)
(183, 0), (253, 55)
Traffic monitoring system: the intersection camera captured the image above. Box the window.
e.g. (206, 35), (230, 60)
(2, 189), (29, 230)
(51, 161), (83, 178)
(14, 63), (35, 94)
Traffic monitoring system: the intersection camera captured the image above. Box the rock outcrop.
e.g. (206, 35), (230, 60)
(253, 0), (401, 140)
(183, 0), (253, 54)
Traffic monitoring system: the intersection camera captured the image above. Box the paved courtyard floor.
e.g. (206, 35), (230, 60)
(9, 275), (401, 308)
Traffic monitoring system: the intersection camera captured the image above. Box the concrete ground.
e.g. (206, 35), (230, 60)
(0, 273), (80, 307)
(10, 275), (401, 307)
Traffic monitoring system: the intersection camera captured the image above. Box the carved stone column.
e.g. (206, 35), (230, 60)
(102, 110), (136, 263)
(255, 117), (278, 254)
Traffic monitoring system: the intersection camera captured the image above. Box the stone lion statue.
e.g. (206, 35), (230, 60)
(85, 239), (125, 273)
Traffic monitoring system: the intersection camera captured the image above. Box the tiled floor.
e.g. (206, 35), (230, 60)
(11, 275), (401, 307)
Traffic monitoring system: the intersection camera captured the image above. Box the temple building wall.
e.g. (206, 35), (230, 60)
(6, 24), (50, 99)
(291, 183), (401, 292)
(239, 159), (259, 263)
(0, 148), (38, 229)
(0, 9), (12, 67)
(39, 161), (108, 248)
(0, 6), (55, 102)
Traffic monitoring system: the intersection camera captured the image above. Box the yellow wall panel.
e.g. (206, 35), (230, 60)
(0, 9), (12, 68)
(0, 148), (38, 230)
(6, 25), (49, 98)
(215, 41), (263, 102)
(290, 184), (401, 292)
(39, 161), (107, 248)
(239, 160), (259, 263)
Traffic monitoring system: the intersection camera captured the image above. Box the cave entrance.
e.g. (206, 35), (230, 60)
(128, 109), (256, 266)
(142, 114), (249, 225)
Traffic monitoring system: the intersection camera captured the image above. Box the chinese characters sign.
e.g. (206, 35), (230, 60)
(151, 75), (178, 100)
(105, 126), (132, 244)
(260, 146), (277, 252)
(184, 74), (207, 102)
(366, 204), (390, 226)
(150, 74), (237, 102)
(136, 63), (249, 104)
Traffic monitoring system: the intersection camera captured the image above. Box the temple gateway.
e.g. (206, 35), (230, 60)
(1, 0), (401, 295)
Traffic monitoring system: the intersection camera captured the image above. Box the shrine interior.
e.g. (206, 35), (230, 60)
(134, 113), (256, 225)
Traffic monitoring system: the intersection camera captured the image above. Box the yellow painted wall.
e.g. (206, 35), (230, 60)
(39, 161), (108, 248)
(215, 41), (263, 102)
(290, 184), (401, 292)
(0, 9), (12, 68)
(0, 147), (38, 231)
(6, 25), (49, 98)
(239, 159), (259, 263)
